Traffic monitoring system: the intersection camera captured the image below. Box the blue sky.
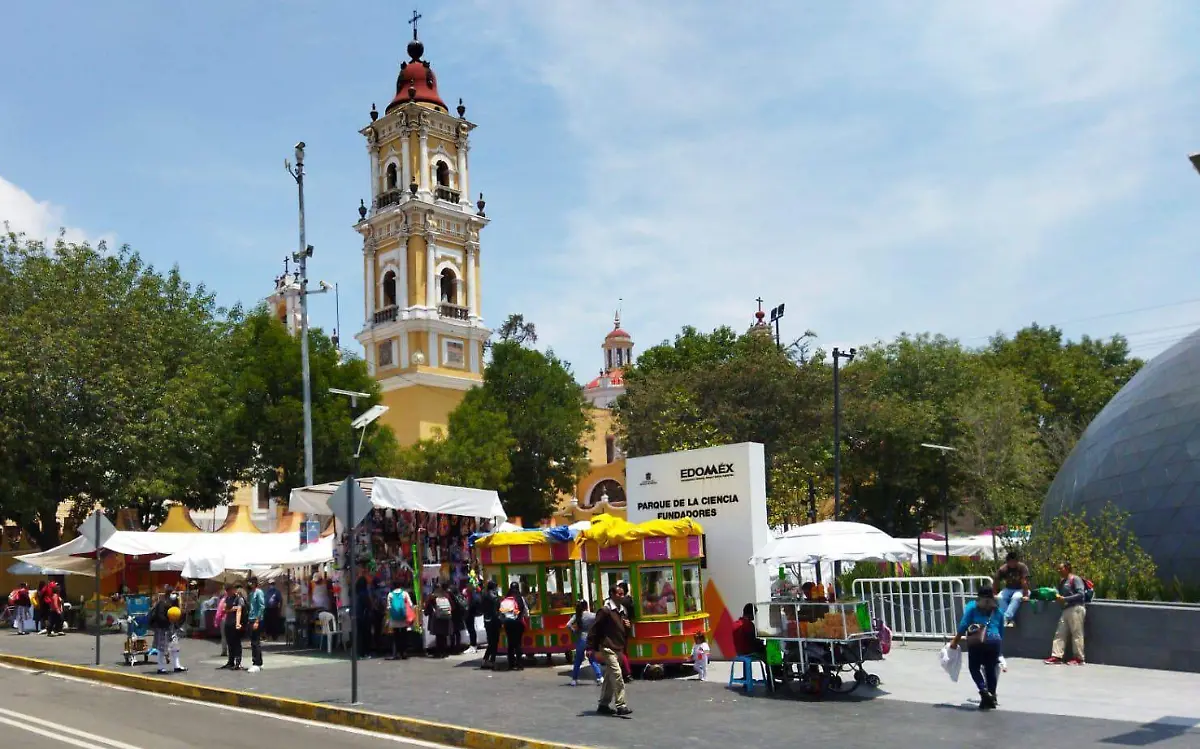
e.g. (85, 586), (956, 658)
(4, 1), (1200, 381)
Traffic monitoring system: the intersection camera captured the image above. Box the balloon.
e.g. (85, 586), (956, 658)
(167, 606), (182, 623)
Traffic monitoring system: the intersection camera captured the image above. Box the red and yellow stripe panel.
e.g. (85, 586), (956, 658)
(580, 534), (703, 564)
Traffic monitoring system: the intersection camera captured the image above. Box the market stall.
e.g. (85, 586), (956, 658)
(476, 526), (580, 660)
(289, 477), (506, 654)
(749, 521), (907, 696)
(579, 515), (709, 666)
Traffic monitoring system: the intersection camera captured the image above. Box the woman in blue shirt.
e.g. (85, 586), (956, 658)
(950, 585), (1003, 710)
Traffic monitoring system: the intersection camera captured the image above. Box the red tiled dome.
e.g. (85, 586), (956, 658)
(605, 328), (631, 341)
(585, 368), (625, 390)
(386, 39), (447, 113)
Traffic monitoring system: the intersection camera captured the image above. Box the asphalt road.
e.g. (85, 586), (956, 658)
(0, 664), (445, 749)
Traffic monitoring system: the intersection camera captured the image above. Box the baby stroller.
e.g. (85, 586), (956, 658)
(122, 595), (154, 666)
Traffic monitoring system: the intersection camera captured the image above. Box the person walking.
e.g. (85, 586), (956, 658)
(950, 585), (1004, 710)
(263, 580), (284, 641)
(44, 583), (64, 636)
(994, 551), (1031, 628)
(214, 591), (229, 658)
(425, 584), (454, 658)
(464, 582), (481, 654)
(246, 576), (266, 673)
(218, 584), (246, 670)
(587, 587), (632, 717)
(567, 599), (601, 686)
(386, 581), (415, 660)
(36, 581), (52, 634)
(479, 580), (500, 669)
(614, 582), (635, 681)
(10, 583), (33, 634)
(498, 582), (529, 671)
(1045, 562), (1088, 665)
(150, 586), (174, 674)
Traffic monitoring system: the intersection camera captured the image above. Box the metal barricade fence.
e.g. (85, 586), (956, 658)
(852, 576), (993, 641)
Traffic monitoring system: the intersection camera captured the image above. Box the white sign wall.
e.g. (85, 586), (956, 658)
(626, 442), (770, 659)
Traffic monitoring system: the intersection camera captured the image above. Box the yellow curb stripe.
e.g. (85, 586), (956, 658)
(0, 654), (590, 749)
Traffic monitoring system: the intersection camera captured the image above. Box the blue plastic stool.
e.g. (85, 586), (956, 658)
(728, 655), (773, 694)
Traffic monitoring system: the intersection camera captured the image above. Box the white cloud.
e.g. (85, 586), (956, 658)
(471, 1), (1200, 374)
(0, 176), (111, 247)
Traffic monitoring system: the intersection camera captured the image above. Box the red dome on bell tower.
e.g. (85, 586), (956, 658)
(386, 36), (448, 114)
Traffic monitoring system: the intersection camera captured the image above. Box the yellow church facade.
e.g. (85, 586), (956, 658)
(340, 26), (631, 519)
(349, 31), (489, 446)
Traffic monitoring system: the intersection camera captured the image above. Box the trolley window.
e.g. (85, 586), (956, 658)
(506, 565), (541, 614)
(598, 568), (630, 607)
(544, 565), (575, 611)
(639, 565), (677, 618)
(680, 563), (703, 614)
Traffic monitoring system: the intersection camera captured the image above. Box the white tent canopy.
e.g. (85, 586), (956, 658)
(896, 535), (1000, 561)
(750, 521), (910, 566)
(149, 535), (333, 577)
(18, 531), (332, 579)
(288, 476), (506, 521)
(6, 560), (74, 577)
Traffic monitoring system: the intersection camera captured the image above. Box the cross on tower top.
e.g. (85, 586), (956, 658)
(755, 297), (764, 312)
(284, 256), (291, 275)
(408, 9), (422, 40)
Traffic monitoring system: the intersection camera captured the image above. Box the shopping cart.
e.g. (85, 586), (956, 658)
(122, 595), (153, 666)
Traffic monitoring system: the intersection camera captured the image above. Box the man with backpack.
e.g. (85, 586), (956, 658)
(1045, 561), (1089, 665)
(479, 580), (500, 669)
(386, 581), (414, 660)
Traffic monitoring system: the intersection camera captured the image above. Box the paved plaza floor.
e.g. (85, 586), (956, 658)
(3, 631), (1198, 749)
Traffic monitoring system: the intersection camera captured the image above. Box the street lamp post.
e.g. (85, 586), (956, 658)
(921, 443), (957, 561)
(286, 143), (316, 490)
(769, 304), (785, 349)
(831, 347), (856, 520)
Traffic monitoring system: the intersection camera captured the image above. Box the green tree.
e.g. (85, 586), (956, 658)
(479, 339), (591, 523)
(393, 388), (516, 491)
(494, 313), (538, 346)
(225, 308), (398, 503)
(951, 369), (1047, 540)
(0, 232), (244, 543)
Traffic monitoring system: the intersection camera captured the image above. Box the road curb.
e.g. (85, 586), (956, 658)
(0, 653), (588, 749)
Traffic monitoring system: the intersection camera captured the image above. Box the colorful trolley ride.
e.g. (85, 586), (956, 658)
(580, 516), (709, 666)
(476, 527), (582, 661)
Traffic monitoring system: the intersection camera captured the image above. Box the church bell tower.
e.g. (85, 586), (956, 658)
(354, 17), (489, 445)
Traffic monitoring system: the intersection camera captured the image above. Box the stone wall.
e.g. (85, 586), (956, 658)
(1002, 600), (1200, 673)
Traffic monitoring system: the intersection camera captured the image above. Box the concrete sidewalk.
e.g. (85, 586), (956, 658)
(3, 631), (1198, 749)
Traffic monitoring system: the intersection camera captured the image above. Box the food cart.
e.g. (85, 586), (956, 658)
(476, 526), (581, 661)
(753, 598), (881, 694)
(579, 515), (709, 666)
(750, 521), (907, 696)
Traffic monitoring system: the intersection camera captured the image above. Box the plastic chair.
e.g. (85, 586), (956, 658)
(728, 655), (774, 694)
(316, 611), (342, 653)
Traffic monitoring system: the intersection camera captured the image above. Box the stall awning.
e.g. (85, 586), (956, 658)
(288, 477), (506, 521)
(149, 535), (333, 576)
(217, 506), (261, 534)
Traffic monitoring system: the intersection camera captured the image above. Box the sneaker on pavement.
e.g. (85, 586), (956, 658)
(569, 679), (578, 686)
(597, 704), (615, 716)
(248, 665), (261, 673)
(1044, 657), (1063, 665)
(1067, 658), (1085, 665)
(615, 706), (633, 717)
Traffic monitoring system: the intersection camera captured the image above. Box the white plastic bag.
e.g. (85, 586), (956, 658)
(939, 644), (962, 682)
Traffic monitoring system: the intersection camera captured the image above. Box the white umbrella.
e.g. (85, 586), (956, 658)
(750, 521), (910, 566)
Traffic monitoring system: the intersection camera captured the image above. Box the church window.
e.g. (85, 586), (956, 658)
(435, 160), (450, 187)
(444, 338), (465, 368)
(382, 270), (397, 307)
(386, 163), (398, 190)
(605, 434), (616, 464)
(439, 268), (457, 304)
(377, 340), (394, 367)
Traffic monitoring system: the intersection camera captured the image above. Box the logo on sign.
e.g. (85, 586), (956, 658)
(639, 472), (657, 486)
(680, 463), (735, 482)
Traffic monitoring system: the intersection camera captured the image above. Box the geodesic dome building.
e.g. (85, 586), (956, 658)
(1042, 329), (1200, 586)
